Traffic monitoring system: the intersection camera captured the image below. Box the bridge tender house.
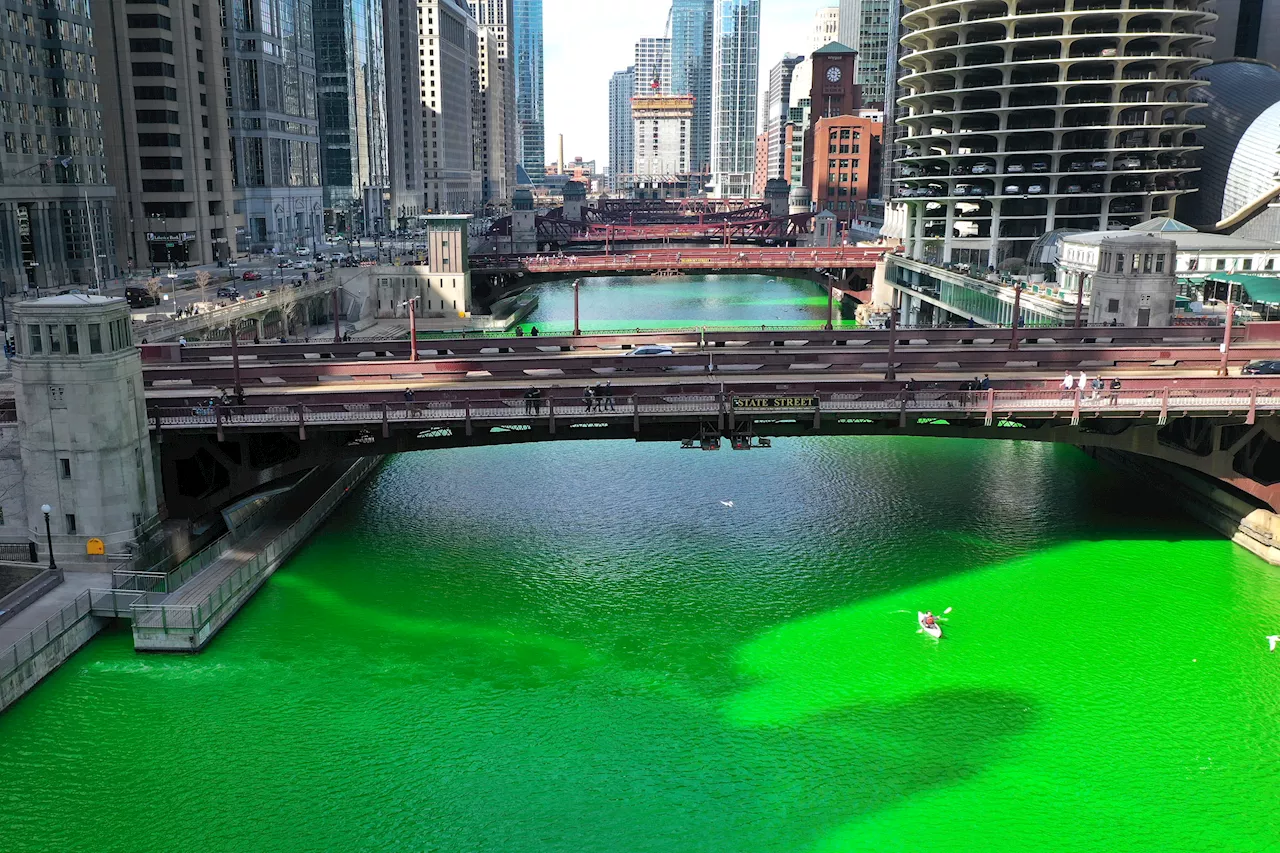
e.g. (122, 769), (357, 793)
(733, 396), (818, 409)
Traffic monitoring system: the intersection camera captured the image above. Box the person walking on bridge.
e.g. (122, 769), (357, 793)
(583, 385), (595, 412)
(604, 381), (615, 412)
(1061, 371), (1075, 397)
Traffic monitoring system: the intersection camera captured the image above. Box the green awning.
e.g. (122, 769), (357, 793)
(1204, 273), (1280, 304)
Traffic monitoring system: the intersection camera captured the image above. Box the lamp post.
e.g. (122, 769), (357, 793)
(1009, 283), (1024, 351)
(40, 503), (56, 572)
(822, 271), (836, 331)
(227, 322), (243, 397)
(1218, 301), (1235, 377)
(572, 278), (581, 336)
(401, 296), (419, 361)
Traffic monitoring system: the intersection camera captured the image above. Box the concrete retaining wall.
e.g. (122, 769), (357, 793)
(0, 613), (105, 713)
(0, 569), (62, 628)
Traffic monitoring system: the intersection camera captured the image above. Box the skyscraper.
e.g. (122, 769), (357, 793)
(470, 0), (519, 203)
(635, 38), (672, 96)
(513, 0), (544, 181)
(97, 0), (241, 267)
(385, 0), (483, 223)
(313, 0), (389, 235)
(764, 54), (804, 181)
(609, 67), (636, 190)
(223, 0), (324, 253)
(1, 0), (115, 293)
(838, 0), (891, 106)
(1211, 0), (1280, 66)
(709, 0), (760, 197)
(667, 0), (713, 175)
(812, 5), (840, 52)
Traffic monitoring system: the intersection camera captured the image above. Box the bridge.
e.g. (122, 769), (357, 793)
(470, 246), (892, 276)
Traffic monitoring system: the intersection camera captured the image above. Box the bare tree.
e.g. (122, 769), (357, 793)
(144, 276), (163, 304)
(194, 269), (212, 305)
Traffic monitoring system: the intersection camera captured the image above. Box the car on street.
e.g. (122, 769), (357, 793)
(216, 286), (240, 299)
(241, 271), (262, 281)
(625, 344), (676, 357)
(277, 260), (295, 269)
(1242, 359), (1280, 375)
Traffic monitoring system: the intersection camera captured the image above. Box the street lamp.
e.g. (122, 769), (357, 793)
(572, 278), (581, 336)
(40, 503), (56, 572)
(401, 296), (419, 361)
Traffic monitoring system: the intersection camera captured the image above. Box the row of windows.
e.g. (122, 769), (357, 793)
(0, 71), (96, 101)
(0, 100), (99, 130)
(1101, 250), (1168, 275)
(0, 41), (96, 74)
(132, 61), (175, 77)
(134, 85), (178, 101)
(26, 318), (131, 357)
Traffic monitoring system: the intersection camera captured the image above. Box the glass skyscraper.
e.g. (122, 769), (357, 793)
(709, 0), (760, 197)
(667, 0), (713, 175)
(513, 0), (544, 182)
(313, 0), (389, 234)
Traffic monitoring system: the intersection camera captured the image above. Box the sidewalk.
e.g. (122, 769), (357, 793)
(0, 571), (110, 650)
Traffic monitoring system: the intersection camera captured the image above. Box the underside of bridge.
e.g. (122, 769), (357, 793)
(156, 411), (1280, 529)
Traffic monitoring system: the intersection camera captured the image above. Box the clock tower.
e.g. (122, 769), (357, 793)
(808, 41), (862, 119)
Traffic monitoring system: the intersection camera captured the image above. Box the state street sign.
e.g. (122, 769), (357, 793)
(732, 395), (818, 410)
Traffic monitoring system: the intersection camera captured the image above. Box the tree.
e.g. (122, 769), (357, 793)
(143, 277), (162, 304)
(194, 270), (212, 305)
(999, 257), (1027, 275)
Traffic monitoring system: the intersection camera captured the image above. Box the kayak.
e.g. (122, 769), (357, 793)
(918, 611), (942, 639)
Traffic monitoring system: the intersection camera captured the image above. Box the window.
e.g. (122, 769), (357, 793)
(132, 61), (175, 76)
(1243, 258), (1253, 271)
(134, 85), (178, 101)
(1155, 255), (1164, 273)
(128, 37), (173, 53)
(126, 14), (171, 29)
(142, 178), (184, 191)
(46, 324), (60, 353)
(59, 458), (71, 479)
(1107, 298), (1120, 313)
(1115, 253), (1124, 273)
(88, 323), (102, 354)
(1142, 253), (1152, 273)
(65, 514), (76, 535)
(140, 156), (182, 169)
(1215, 258), (1227, 271)
(64, 324), (78, 355)
(138, 132), (180, 147)
(135, 109), (179, 124)
(27, 324), (41, 354)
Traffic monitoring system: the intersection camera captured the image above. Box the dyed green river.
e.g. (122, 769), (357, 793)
(2, 277), (1279, 851)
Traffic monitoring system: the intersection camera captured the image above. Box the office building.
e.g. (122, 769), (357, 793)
(1211, 0), (1280, 67)
(475, 26), (512, 206)
(709, 0), (760, 197)
(635, 37), (672, 96)
(470, 0), (518, 203)
(752, 130), (769, 196)
(838, 0), (892, 106)
(892, 0), (1214, 267)
(813, 5), (840, 53)
(609, 66), (636, 191)
(667, 0), (713, 174)
(0, 0), (115, 293)
(513, 0), (543, 184)
(385, 0), (483, 225)
(764, 54), (804, 181)
(96, 0), (240, 267)
(224, 0), (324, 253)
(313, 0), (389, 236)
(633, 95), (694, 179)
(802, 43), (879, 227)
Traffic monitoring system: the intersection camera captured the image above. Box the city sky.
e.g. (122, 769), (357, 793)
(543, 0), (837, 170)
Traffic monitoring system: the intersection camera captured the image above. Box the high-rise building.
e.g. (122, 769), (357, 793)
(709, 0), (760, 197)
(1211, 0), (1280, 66)
(513, 0), (543, 184)
(224, 0), (324, 253)
(609, 67), (636, 190)
(838, 0), (892, 106)
(96, 0), (240, 268)
(386, 0), (483, 224)
(635, 38), (672, 96)
(313, 0), (389, 236)
(475, 27), (511, 207)
(633, 95), (694, 178)
(812, 5), (840, 53)
(752, 130), (769, 196)
(892, 0), (1214, 267)
(667, 0), (713, 175)
(802, 42), (880, 227)
(765, 54), (804, 181)
(1, 0), (116, 293)
(879, 0), (907, 208)
(470, 0), (518, 203)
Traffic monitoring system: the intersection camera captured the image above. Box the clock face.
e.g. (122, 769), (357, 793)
(826, 66), (842, 82)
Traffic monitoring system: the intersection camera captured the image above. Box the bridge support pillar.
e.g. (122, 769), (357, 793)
(632, 397), (640, 434)
(548, 397), (556, 435)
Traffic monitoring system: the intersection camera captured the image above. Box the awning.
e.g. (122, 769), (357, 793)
(1204, 273), (1280, 304)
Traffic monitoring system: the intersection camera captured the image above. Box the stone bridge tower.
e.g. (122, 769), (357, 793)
(11, 295), (159, 567)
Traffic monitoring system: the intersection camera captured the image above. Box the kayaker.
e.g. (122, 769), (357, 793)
(923, 611), (937, 628)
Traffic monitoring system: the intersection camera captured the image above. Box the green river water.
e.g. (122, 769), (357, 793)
(1, 277), (1279, 852)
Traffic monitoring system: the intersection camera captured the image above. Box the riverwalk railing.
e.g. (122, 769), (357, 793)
(0, 590), (94, 686)
(146, 385), (1280, 433)
(130, 456), (380, 638)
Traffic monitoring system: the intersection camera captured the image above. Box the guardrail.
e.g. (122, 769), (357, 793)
(147, 385), (1279, 432)
(0, 590), (93, 684)
(134, 278), (340, 342)
(130, 457), (379, 638)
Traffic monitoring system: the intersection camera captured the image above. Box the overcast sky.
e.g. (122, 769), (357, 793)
(543, 0), (836, 169)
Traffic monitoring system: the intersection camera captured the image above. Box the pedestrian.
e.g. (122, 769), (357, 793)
(582, 385), (594, 412)
(1090, 376), (1103, 400)
(515, 326), (524, 337)
(604, 380), (615, 411)
(403, 388), (414, 402)
(1061, 371), (1074, 396)
(1078, 370), (1088, 392)
(178, 335), (187, 347)
(530, 326), (539, 337)
(524, 387), (535, 415)
(1109, 377), (1122, 406)
(253, 334), (261, 345)
(532, 388), (543, 416)
(979, 374), (991, 391)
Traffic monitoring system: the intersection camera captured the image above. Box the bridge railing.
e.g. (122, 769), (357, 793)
(145, 385), (1280, 432)
(0, 590), (94, 688)
(134, 278), (339, 342)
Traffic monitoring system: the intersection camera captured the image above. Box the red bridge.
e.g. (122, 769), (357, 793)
(470, 245), (894, 275)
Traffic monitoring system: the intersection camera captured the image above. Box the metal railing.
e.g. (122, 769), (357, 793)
(0, 590), (93, 686)
(131, 456), (379, 638)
